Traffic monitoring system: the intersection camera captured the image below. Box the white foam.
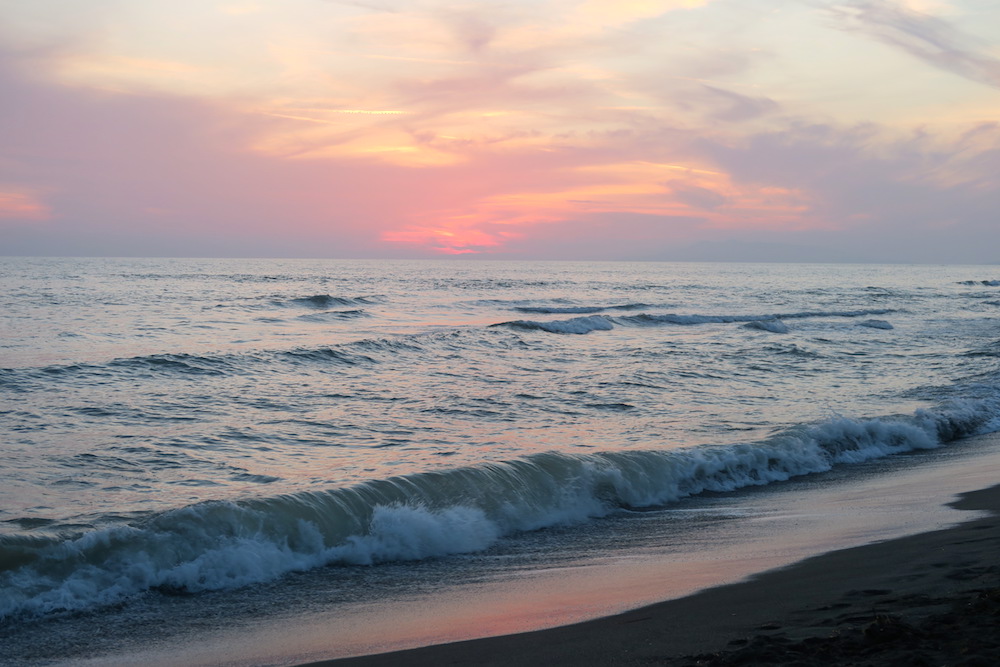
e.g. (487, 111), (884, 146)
(504, 315), (615, 334)
(328, 505), (500, 565)
(620, 309), (894, 327)
(493, 309), (895, 335)
(744, 320), (790, 333)
(2, 400), (995, 621)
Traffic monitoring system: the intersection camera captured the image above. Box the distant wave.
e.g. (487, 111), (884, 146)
(495, 315), (615, 335)
(279, 347), (376, 366)
(15, 353), (242, 381)
(2, 335), (435, 383)
(765, 343), (820, 357)
(962, 341), (1000, 358)
(859, 319), (894, 330)
(515, 306), (606, 314)
(109, 353), (238, 375)
(493, 309), (895, 335)
(514, 303), (652, 314)
(619, 309), (894, 327)
(743, 320), (789, 334)
(1, 399), (994, 620)
(958, 280), (1000, 286)
(209, 294), (382, 312)
(122, 273), (295, 283)
(282, 294), (381, 309)
(296, 309), (369, 322)
(1, 306), (899, 386)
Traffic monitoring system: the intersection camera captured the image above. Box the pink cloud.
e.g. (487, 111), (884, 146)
(0, 189), (51, 221)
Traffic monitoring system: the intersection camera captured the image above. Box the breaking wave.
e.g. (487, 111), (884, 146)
(2, 400), (995, 621)
(618, 309), (894, 327)
(493, 309), (895, 335)
(496, 315), (615, 335)
(859, 319), (894, 330)
(282, 294), (381, 309)
(744, 320), (790, 334)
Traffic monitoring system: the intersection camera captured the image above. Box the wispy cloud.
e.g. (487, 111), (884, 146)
(698, 85), (780, 122)
(830, 1), (1000, 89)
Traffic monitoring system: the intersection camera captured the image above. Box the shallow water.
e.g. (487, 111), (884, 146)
(23, 434), (1000, 667)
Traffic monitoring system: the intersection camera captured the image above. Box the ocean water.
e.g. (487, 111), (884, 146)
(2, 257), (1000, 664)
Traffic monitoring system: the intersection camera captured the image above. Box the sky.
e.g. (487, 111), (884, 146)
(1, 0), (999, 262)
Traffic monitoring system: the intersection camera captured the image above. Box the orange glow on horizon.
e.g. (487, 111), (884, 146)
(380, 159), (822, 255)
(382, 222), (517, 254)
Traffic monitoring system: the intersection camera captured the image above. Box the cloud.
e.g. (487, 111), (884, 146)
(698, 85), (780, 122)
(695, 119), (1000, 261)
(666, 180), (729, 210)
(325, 0), (400, 12)
(0, 47), (439, 256)
(576, 0), (712, 27)
(0, 189), (51, 221)
(830, 1), (1000, 89)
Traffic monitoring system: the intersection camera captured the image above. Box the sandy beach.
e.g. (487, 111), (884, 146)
(309, 482), (1000, 666)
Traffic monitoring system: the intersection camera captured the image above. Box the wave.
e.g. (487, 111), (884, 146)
(493, 309), (895, 335)
(743, 320), (789, 334)
(619, 309), (894, 327)
(121, 273), (295, 283)
(962, 341), (1000, 358)
(514, 303), (652, 314)
(108, 353), (239, 375)
(495, 315), (615, 335)
(515, 306), (606, 314)
(281, 294), (380, 309)
(764, 343), (820, 357)
(958, 280), (1000, 286)
(4, 334), (436, 382)
(279, 347), (376, 366)
(8, 353), (243, 381)
(1, 399), (995, 621)
(296, 309), (369, 323)
(859, 319), (894, 330)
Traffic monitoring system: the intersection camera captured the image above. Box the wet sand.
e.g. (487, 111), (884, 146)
(308, 483), (1000, 666)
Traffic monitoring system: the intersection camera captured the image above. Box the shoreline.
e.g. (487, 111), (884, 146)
(308, 483), (1000, 666)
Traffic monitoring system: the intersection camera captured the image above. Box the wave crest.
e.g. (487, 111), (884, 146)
(493, 315), (615, 335)
(492, 309), (895, 335)
(1, 400), (994, 621)
(514, 303), (652, 314)
(281, 294), (381, 309)
(744, 320), (789, 334)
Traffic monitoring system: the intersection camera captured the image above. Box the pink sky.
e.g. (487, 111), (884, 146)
(1, 0), (999, 261)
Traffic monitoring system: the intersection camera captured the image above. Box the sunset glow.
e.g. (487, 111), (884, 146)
(0, 190), (51, 221)
(2, 0), (999, 261)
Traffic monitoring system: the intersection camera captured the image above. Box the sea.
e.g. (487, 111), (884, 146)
(2, 257), (1000, 665)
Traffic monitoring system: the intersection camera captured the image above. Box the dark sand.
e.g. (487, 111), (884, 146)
(307, 484), (1000, 667)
